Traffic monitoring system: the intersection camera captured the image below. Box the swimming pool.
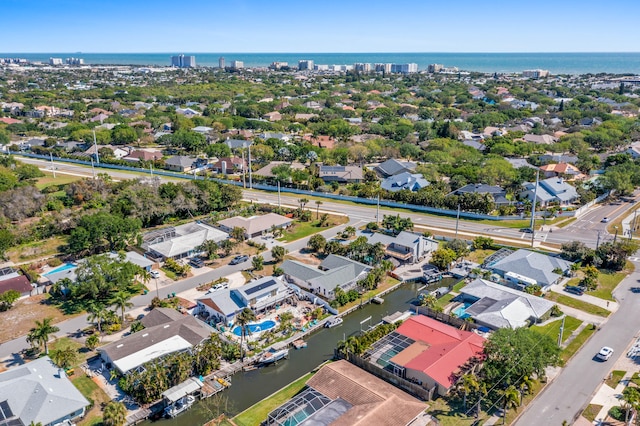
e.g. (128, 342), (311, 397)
(43, 263), (77, 276)
(452, 302), (472, 319)
(232, 320), (277, 336)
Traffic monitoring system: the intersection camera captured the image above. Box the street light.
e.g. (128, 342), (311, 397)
(613, 226), (619, 243)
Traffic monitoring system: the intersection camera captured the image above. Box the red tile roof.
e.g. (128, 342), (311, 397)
(0, 117), (22, 125)
(394, 315), (485, 388)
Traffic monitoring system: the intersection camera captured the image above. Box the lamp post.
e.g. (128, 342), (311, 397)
(155, 278), (159, 299)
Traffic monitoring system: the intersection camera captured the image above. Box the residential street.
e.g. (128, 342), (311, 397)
(514, 258), (640, 426)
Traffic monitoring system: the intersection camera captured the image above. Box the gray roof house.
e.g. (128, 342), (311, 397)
(380, 172), (430, 193)
(318, 165), (363, 183)
(366, 231), (438, 264)
(459, 278), (555, 329)
(0, 356), (90, 426)
(375, 158), (417, 177)
(98, 308), (214, 374)
(196, 276), (292, 323)
(224, 139), (252, 150)
(450, 183), (510, 206)
(521, 177), (579, 206)
(280, 255), (371, 299)
(217, 213), (292, 239)
(144, 221), (229, 261)
(485, 249), (572, 289)
(164, 156), (208, 172)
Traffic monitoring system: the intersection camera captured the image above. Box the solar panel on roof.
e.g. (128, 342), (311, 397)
(244, 279), (278, 295)
(0, 400), (14, 419)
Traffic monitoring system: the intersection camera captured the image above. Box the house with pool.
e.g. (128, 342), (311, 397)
(483, 248), (572, 290)
(195, 276), (294, 325)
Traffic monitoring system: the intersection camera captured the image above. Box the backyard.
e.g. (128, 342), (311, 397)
(279, 214), (349, 243)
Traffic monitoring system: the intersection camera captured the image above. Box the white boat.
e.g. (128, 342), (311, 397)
(164, 395), (196, 418)
(324, 317), (343, 328)
(372, 297), (384, 304)
(259, 348), (289, 365)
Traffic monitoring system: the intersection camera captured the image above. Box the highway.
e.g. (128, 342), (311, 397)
(18, 156), (628, 248)
(515, 258), (640, 426)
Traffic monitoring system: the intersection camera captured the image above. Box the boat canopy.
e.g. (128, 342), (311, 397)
(162, 377), (203, 403)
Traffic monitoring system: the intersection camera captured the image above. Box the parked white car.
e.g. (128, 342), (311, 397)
(596, 346), (614, 361)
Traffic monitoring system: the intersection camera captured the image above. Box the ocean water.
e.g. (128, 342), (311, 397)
(2, 52), (640, 75)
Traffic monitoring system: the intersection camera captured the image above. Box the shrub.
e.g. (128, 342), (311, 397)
(609, 406), (625, 421)
(47, 258), (63, 267)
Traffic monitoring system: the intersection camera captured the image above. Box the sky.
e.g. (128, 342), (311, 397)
(2, 0), (640, 53)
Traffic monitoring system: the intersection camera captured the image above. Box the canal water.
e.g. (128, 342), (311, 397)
(145, 278), (457, 425)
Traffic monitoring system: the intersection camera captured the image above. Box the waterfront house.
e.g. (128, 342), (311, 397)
(280, 255), (371, 299)
(143, 221), (228, 261)
(0, 356), (90, 426)
(484, 248), (572, 290)
(366, 231), (438, 264)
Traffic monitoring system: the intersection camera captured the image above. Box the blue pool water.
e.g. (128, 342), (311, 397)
(452, 303), (472, 319)
(232, 320), (277, 336)
(43, 263), (77, 276)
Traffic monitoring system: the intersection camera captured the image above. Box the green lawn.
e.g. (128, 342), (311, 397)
(279, 216), (348, 243)
(338, 276), (400, 313)
(583, 404), (603, 422)
(532, 316), (582, 343)
(452, 280), (467, 293)
(234, 373), (313, 426)
(562, 325), (597, 363)
(606, 370), (626, 388)
(588, 270), (628, 301)
(436, 293), (455, 309)
(545, 292), (611, 317)
(465, 249), (496, 264)
(72, 373), (111, 426)
(35, 172), (83, 190)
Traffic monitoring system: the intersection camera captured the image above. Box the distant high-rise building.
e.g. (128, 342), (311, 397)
(298, 60), (314, 70)
(391, 63), (418, 74)
(49, 57), (63, 65)
(314, 64), (329, 71)
(219, 56), (225, 69)
(354, 63), (371, 72)
(427, 63), (444, 73)
(522, 69), (550, 78)
(269, 61), (288, 70)
(170, 54), (196, 68)
(231, 60), (244, 69)
(66, 57), (84, 65)
(374, 63), (392, 74)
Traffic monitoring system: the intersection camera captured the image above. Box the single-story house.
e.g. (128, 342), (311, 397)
(210, 156), (246, 174)
(318, 165), (363, 183)
(224, 139), (252, 150)
(522, 134), (558, 145)
(0, 356), (90, 426)
(375, 158), (417, 177)
(216, 213), (292, 239)
(109, 251), (155, 272)
(164, 156), (208, 173)
(144, 221), (229, 261)
(0, 275), (33, 298)
(450, 183), (510, 206)
(266, 360), (426, 426)
(539, 163), (586, 180)
(253, 161), (306, 178)
(98, 308), (213, 374)
(458, 278), (555, 329)
(379, 315), (486, 396)
(626, 141), (640, 159)
(381, 172), (430, 192)
(366, 231), (438, 264)
(0, 266), (20, 282)
(484, 248), (572, 290)
(124, 149), (162, 162)
(280, 255), (371, 299)
(263, 111), (282, 122)
(196, 276), (293, 324)
(521, 177), (579, 206)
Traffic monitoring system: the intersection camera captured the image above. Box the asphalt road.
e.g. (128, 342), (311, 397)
(20, 156), (631, 248)
(515, 258), (640, 426)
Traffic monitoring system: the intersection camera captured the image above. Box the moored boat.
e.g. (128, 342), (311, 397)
(324, 317), (343, 328)
(259, 348), (289, 365)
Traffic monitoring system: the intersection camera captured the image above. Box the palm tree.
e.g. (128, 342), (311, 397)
(50, 347), (77, 369)
(380, 259), (394, 273)
(298, 198), (309, 211)
(112, 291), (133, 325)
(234, 308), (256, 361)
(315, 200), (323, 219)
(271, 245), (288, 263)
(27, 317), (60, 354)
(231, 226), (246, 242)
(87, 302), (108, 334)
(103, 401), (127, 426)
(622, 386), (640, 422)
(501, 385), (520, 424)
(457, 373), (480, 411)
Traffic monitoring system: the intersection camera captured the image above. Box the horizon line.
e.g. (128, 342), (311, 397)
(3, 51), (640, 55)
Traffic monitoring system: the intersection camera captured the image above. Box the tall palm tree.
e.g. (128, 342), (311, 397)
(234, 308), (256, 361)
(103, 401), (127, 426)
(298, 198), (309, 211)
(457, 373), (480, 411)
(112, 291), (133, 325)
(501, 385), (520, 424)
(315, 200), (323, 219)
(87, 302), (108, 334)
(27, 317), (60, 355)
(622, 386), (640, 422)
(50, 347), (77, 369)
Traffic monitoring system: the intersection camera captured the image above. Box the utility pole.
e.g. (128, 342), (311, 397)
(150, 163), (154, 179)
(557, 316), (565, 347)
(631, 208), (639, 240)
(90, 158), (96, 179)
(614, 226), (619, 243)
(455, 204), (461, 238)
(277, 180), (281, 209)
(241, 150), (246, 188)
(376, 194), (380, 225)
(596, 230), (602, 249)
(49, 152), (56, 178)
(530, 170), (539, 247)
(247, 143), (253, 189)
(93, 129), (100, 164)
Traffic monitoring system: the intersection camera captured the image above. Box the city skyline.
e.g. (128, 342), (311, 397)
(2, 0), (640, 53)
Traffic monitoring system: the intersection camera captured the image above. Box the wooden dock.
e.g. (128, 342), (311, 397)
(125, 407), (152, 426)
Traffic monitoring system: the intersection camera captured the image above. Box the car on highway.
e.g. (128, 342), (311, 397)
(229, 255), (249, 265)
(519, 228), (533, 233)
(564, 285), (585, 296)
(596, 346), (614, 361)
(601, 217), (610, 223)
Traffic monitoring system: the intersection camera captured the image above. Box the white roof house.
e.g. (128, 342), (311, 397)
(145, 222), (228, 260)
(459, 278), (555, 329)
(0, 356), (90, 426)
(486, 249), (572, 289)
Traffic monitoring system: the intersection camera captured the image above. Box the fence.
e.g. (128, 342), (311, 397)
(335, 350), (436, 401)
(15, 152), (522, 221)
(415, 306), (479, 331)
